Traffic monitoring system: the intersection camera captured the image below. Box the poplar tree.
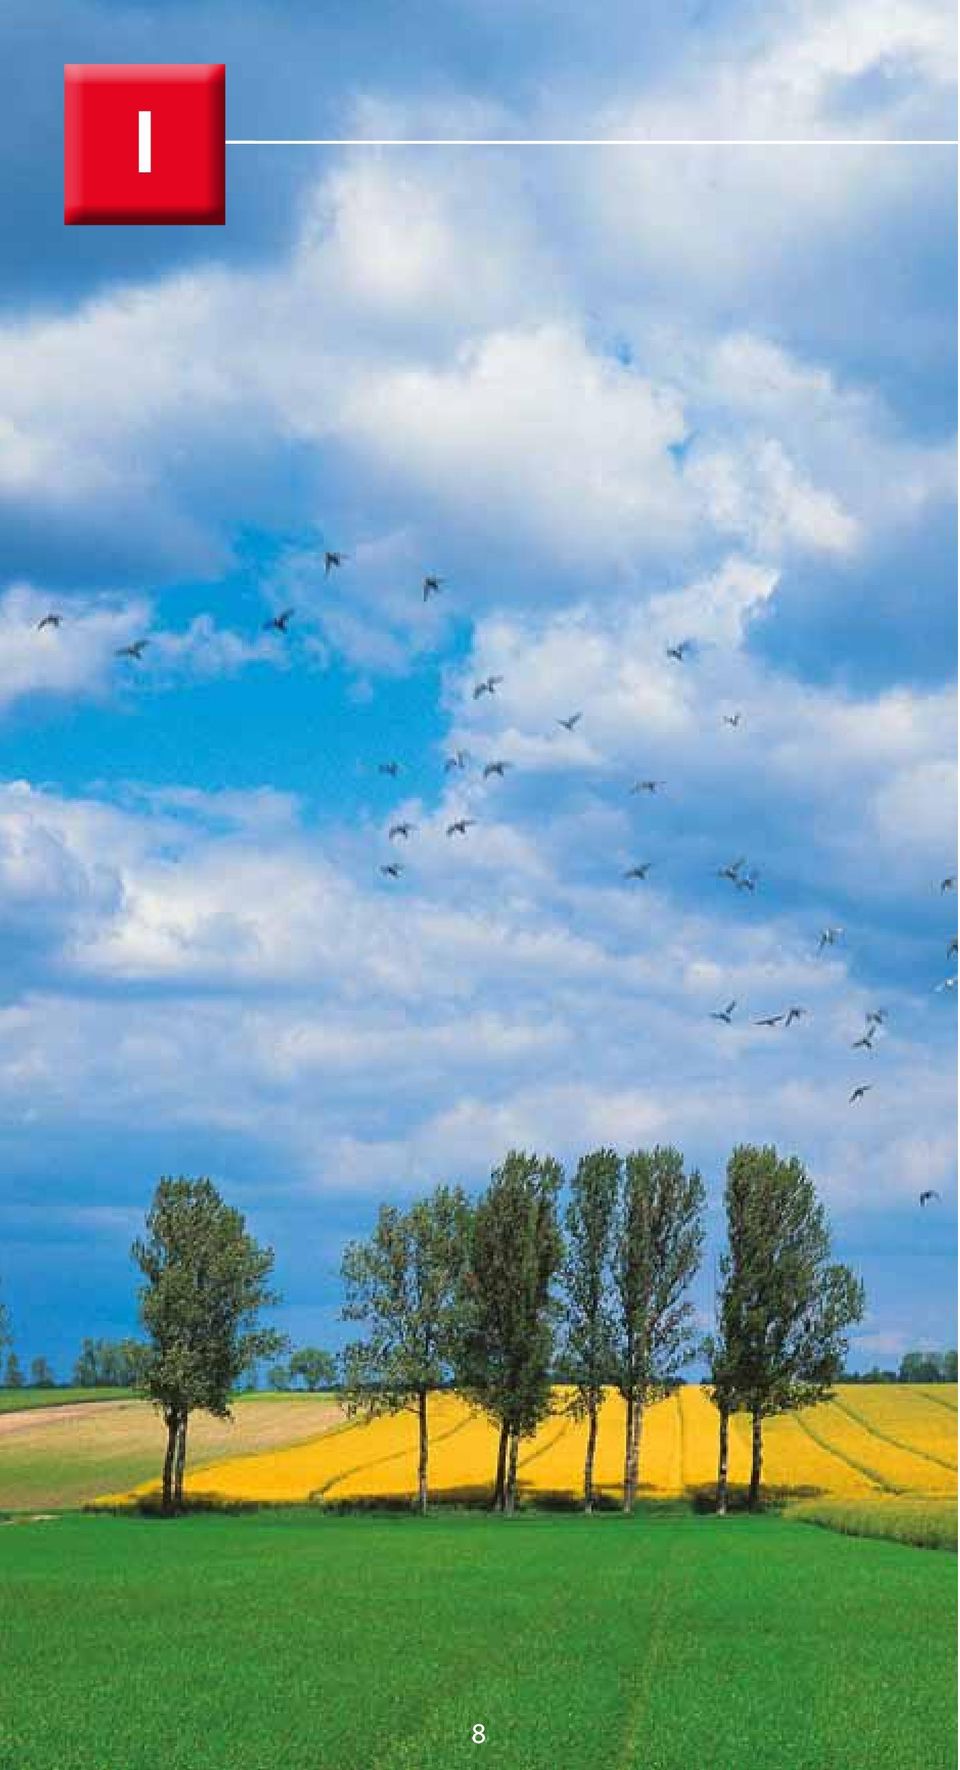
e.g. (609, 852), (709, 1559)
(562, 1148), (619, 1512)
(459, 1150), (563, 1514)
(132, 1177), (285, 1514)
(707, 1144), (865, 1513)
(611, 1147), (705, 1513)
(341, 1185), (471, 1514)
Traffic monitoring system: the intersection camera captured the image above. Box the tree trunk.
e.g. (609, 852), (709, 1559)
(416, 1388), (429, 1516)
(504, 1429), (520, 1515)
(715, 1404), (729, 1515)
(748, 1408), (763, 1510)
(583, 1399), (599, 1514)
(161, 1408), (179, 1515)
(492, 1421), (509, 1511)
(173, 1409), (189, 1510)
(623, 1393), (643, 1513)
(622, 1391), (634, 1512)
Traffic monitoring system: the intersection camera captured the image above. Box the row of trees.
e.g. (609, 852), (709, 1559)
(1, 1144), (868, 1514)
(339, 1144), (864, 1516)
(844, 1350), (958, 1384)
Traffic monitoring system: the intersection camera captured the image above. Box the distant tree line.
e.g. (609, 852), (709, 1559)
(843, 1350), (957, 1384)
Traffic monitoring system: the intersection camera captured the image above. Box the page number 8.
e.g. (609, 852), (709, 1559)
(472, 1723), (486, 1744)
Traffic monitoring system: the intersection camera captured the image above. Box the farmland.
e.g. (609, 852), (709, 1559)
(90, 1382), (958, 1512)
(0, 1509), (955, 1770)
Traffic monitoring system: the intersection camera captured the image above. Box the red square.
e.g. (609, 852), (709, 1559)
(65, 64), (225, 225)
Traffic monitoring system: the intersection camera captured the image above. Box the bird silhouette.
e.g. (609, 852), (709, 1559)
(666, 641), (691, 662)
(631, 780), (665, 795)
(116, 639), (149, 660)
(919, 1190), (940, 1207)
(36, 613), (62, 630)
(423, 575), (443, 601)
(324, 551), (348, 576)
(558, 713), (582, 732)
(852, 1031), (875, 1051)
(623, 863), (653, 880)
(717, 857), (747, 884)
(378, 761), (401, 778)
(940, 876), (956, 893)
(722, 712), (741, 727)
(444, 751), (469, 773)
(380, 863), (404, 878)
(735, 868), (759, 893)
(388, 823), (416, 841)
(849, 1085), (872, 1104)
(483, 761), (511, 780)
(263, 608), (294, 633)
(949, 937), (958, 958)
(755, 1014), (784, 1028)
(934, 976), (957, 993)
(710, 1000), (737, 1023)
(446, 819), (476, 837)
(784, 1006), (807, 1026)
(818, 926), (843, 952)
(473, 675), (504, 700)
(865, 1008), (887, 1028)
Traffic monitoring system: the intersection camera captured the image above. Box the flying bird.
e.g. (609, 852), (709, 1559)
(115, 639), (149, 660)
(818, 926), (844, 952)
(934, 976), (957, 993)
(851, 1031), (875, 1051)
(784, 1006), (807, 1026)
(263, 608), (294, 633)
(388, 823), (416, 841)
(631, 780), (665, 795)
(444, 751), (469, 773)
(558, 712), (583, 732)
(849, 1085), (873, 1104)
(623, 863), (654, 880)
(710, 1001), (737, 1024)
(324, 551), (348, 576)
(949, 937), (958, 958)
(446, 818), (476, 837)
(919, 1190), (940, 1207)
(36, 612), (62, 630)
(483, 760), (511, 780)
(865, 1008), (887, 1028)
(380, 863), (404, 879)
(717, 858), (747, 885)
(422, 575), (444, 601)
(473, 675), (504, 700)
(735, 868), (759, 893)
(666, 641), (692, 662)
(940, 876), (956, 893)
(755, 1014), (784, 1028)
(378, 761), (401, 778)
(722, 712), (741, 728)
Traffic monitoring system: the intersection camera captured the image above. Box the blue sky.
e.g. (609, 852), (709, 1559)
(0, 0), (956, 1375)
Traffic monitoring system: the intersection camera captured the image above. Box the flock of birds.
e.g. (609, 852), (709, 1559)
(32, 556), (957, 1204)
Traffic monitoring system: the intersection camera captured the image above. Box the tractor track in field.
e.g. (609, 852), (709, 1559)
(830, 1394), (957, 1475)
(793, 1410), (900, 1494)
(316, 1407), (474, 1499)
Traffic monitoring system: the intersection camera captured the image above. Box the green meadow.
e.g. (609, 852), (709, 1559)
(0, 1510), (955, 1770)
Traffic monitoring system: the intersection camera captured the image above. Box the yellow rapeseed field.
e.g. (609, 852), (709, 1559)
(102, 1383), (957, 1510)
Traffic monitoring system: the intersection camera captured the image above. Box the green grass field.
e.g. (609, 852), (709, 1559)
(0, 1387), (136, 1414)
(0, 1510), (954, 1770)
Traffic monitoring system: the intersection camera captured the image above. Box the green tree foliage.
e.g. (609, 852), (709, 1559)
(132, 1177), (285, 1514)
(459, 1151), (563, 1514)
(3, 1350), (24, 1388)
(342, 1185), (470, 1514)
(0, 1277), (11, 1361)
(73, 1337), (147, 1388)
(29, 1356), (56, 1388)
(288, 1347), (338, 1391)
(610, 1147), (705, 1512)
(562, 1148), (619, 1512)
(707, 1144), (865, 1513)
(899, 1350), (956, 1384)
(268, 1362), (292, 1391)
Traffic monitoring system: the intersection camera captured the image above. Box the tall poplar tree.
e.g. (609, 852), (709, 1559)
(341, 1185), (471, 1514)
(562, 1148), (619, 1512)
(706, 1144), (865, 1512)
(133, 1177), (285, 1514)
(611, 1147), (705, 1513)
(459, 1150), (563, 1513)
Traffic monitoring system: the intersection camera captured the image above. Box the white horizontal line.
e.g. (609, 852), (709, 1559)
(225, 137), (957, 148)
